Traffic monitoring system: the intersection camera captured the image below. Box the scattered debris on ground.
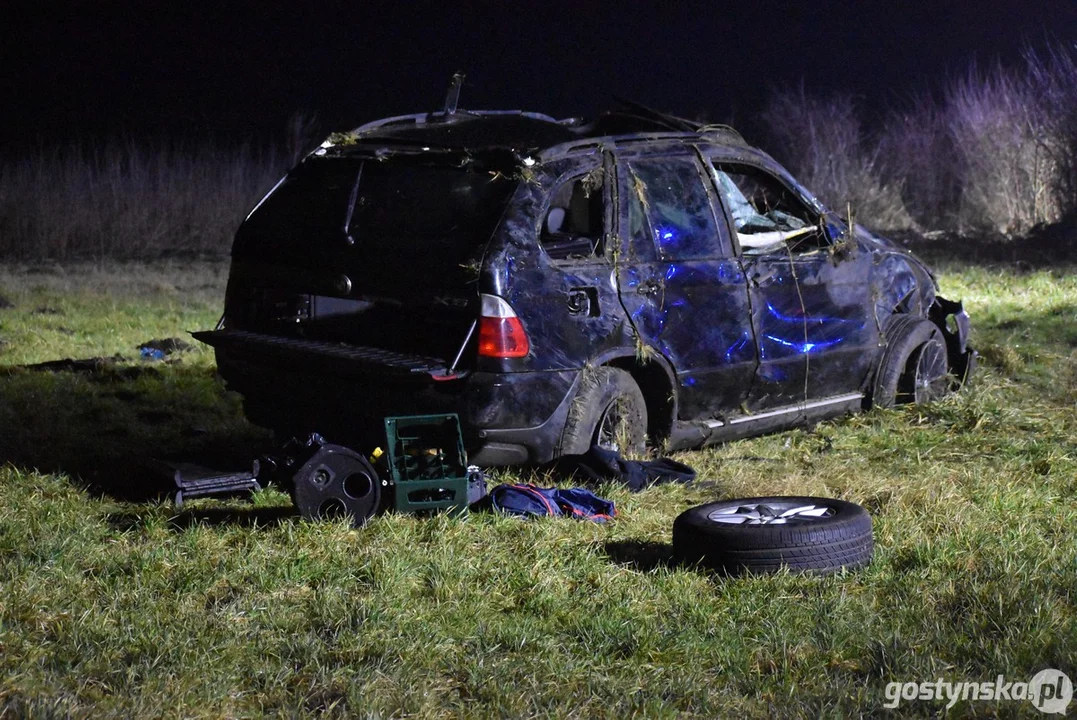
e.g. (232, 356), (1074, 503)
(5, 356), (159, 382)
(16, 356), (124, 373)
(486, 483), (616, 522)
(547, 445), (697, 492)
(139, 337), (194, 360)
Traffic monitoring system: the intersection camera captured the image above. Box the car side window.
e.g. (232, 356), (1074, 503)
(540, 170), (605, 261)
(710, 162), (824, 254)
(627, 158), (726, 261)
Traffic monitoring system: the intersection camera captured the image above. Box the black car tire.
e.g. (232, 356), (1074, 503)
(673, 496), (873, 575)
(292, 444), (382, 527)
(872, 315), (950, 408)
(559, 367), (647, 456)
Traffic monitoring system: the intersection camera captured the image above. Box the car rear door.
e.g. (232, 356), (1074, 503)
(614, 149), (756, 422)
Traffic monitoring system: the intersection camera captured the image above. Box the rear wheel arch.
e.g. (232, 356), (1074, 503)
(558, 366), (647, 455)
(606, 355), (677, 444)
(556, 350), (678, 456)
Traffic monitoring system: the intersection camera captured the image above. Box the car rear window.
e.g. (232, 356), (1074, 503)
(245, 158), (517, 252)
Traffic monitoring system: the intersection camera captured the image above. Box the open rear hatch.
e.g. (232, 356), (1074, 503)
(197, 151), (518, 379)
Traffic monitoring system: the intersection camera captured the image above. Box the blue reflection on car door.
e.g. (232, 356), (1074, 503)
(740, 239), (877, 410)
(615, 153), (757, 421)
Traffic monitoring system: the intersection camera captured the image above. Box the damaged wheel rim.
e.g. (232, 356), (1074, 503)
(913, 340), (949, 403)
(595, 398), (631, 451)
(706, 501), (836, 525)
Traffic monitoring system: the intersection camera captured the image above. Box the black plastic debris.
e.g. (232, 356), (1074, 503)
(167, 462), (262, 508)
(291, 442), (382, 526)
(138, 337), (194, 361)
(548, 445), (697, 493)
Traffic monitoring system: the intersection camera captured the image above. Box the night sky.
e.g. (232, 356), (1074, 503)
(4, 0), (1076, 146)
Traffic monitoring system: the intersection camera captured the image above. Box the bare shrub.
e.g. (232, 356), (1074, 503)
(940, 46), (1077, 234)
(876, 96), (962, 230)
(758, 86), (913, 230)
(946, 64), (1053, 232)
(1022, 45), (1077, 220)
(0, 139), (287, 261)
(758, 43), (1077, 235)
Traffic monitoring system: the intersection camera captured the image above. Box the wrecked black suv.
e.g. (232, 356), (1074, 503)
(196, 102), (975, 466)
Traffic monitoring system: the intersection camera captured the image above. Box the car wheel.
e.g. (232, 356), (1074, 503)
(872, 315), (950, 408)
(292, 444), (382, 527)
(560, 367), (647, 456)
(672, 496), (873, 575)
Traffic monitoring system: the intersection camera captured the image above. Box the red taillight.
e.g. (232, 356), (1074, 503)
(478, 316), (530, 358)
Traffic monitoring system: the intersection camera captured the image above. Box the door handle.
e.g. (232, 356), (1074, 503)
(637, 280), (661, 297)
(750, 267), (777, 286)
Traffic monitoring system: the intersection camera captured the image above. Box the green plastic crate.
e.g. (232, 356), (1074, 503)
(383, 414), (469, 514)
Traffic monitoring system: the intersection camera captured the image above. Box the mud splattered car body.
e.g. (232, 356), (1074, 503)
(196, 106), (975, 465)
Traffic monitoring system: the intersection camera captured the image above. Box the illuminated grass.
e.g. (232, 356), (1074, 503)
(0, 261), (1075, 717)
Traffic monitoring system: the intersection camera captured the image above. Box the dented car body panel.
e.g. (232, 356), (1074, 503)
(196, 107), (974, 465)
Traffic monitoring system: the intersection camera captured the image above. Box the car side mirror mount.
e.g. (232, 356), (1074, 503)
(821, 205), (860, 261)
(823, 213), (847, 244)
(823, 204), (857, 244)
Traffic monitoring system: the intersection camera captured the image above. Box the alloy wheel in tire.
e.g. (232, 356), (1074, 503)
(595, 397), (633, 451)
(560, 367), (647, 456)
(706, 501), (836, 525)
(874, 315), (954, 408)
(910, 340), (949, 403)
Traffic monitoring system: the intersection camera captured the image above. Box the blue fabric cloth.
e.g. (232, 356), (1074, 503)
(489, 483), (616, 523)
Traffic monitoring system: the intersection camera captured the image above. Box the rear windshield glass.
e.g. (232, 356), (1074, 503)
(245, 158), (517, 250)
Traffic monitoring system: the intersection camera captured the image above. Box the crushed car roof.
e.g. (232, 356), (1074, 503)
(325, 101), (747, 154)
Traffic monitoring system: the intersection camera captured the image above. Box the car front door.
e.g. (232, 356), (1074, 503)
(615, 151), (756, 422)
(708, 161), (878, 411)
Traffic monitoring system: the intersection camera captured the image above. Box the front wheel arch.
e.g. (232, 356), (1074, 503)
(870, 315), (950, 408)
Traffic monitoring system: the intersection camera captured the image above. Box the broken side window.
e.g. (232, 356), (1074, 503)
(627, 157), (725, 261)
(709, 163), (823, 254)
(540, 170), (606, 261)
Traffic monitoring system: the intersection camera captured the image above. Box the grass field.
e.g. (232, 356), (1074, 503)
(1, 259), (1075, 718)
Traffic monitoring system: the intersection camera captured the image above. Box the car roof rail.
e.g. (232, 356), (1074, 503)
(535, 131), (707, 162)
(611, 96), (700, 131)
(353, 109), (568, 135)
(697, 124), (748, 146)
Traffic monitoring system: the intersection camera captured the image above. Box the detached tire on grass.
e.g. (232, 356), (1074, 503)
(673, 497), (873, 575)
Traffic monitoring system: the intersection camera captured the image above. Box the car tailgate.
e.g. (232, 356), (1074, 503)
(193, 328), (458, 381)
